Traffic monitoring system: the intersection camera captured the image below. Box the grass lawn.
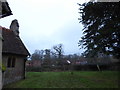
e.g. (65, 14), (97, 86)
(4, 71), (119, 88)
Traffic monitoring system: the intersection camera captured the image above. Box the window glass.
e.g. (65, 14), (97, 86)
(7, 57), (11, 67)
(7, 57), (16, 68)
(12, 57), (16, 67)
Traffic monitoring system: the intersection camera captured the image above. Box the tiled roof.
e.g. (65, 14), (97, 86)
(1, 27), (30, 56)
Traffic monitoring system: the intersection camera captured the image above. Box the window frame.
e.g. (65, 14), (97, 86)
(7, 56), (16, 68)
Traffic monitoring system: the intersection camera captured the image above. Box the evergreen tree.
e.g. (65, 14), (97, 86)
(78, 2), (120, 59)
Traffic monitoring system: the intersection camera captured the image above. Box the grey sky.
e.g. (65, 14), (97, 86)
(0, 0), (87, 55)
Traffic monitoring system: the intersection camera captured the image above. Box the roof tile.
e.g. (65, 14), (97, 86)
(1, 27), (30, 56)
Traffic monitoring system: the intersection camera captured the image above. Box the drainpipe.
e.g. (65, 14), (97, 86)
(24, 57), (27, 79)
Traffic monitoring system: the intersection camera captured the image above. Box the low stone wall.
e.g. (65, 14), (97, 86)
(3, 72), (24, 85)
(2, 69), (25, 85)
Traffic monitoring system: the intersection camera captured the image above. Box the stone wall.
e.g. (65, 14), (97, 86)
(0, 28), (2, 89)
(2, 54), (26, 85)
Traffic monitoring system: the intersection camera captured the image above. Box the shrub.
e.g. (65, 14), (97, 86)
(0, 63), (6, 72)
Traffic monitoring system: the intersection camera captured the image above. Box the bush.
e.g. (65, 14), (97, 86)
(0, 63), (6, 72)
(26, 66), (42, 72)
(26, 62), (119, 72)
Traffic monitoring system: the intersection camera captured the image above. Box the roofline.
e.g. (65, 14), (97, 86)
(1, 26), (31, 56)
(2, 52), (30, 56)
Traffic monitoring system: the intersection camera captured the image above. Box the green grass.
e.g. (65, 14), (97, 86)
(4, 71), (119, 88)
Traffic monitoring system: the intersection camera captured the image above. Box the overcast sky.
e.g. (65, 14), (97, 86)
(0, 0), (89, 55)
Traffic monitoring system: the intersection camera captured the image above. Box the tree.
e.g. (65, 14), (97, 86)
(78, 2), (120, 59)
(31, 50), (44, 60)
(43, 49), (51, 65)
(44, 49), (51, 60)
(53, 44), (64, 59)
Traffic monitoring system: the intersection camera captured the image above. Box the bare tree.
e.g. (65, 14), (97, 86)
(43, 49), (51, 65)
(31, 50), (44, 60)
(53, 44), (64, 60)
(44, 49), (51, 60)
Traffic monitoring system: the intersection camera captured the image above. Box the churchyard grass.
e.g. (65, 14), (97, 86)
(4, 71), (119, 88)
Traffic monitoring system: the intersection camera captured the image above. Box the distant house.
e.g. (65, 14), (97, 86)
(26, 60), (33, 67)
(1, 19), (30, 85)
(75, 59), (87, 65)
(26, 60), (42, 67)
